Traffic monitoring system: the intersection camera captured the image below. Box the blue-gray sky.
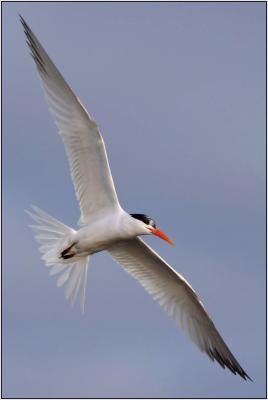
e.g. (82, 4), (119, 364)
(3, 2), (266, 398)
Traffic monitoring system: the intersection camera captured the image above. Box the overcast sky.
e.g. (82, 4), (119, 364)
(3, 2), (266, 398)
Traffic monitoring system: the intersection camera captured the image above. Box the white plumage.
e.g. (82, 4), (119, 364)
(21, 16), (251, 381)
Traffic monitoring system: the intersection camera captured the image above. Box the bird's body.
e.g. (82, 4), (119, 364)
(21, 16), (251, 381)
(71, 210), (146, 255)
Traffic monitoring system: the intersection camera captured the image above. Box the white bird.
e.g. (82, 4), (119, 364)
(21, 16), (251, 381)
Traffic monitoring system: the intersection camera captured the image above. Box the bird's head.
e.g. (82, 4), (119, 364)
(130, 213), (174, 245)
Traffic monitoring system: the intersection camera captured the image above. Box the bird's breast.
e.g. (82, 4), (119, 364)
(74, 212), (135, 255)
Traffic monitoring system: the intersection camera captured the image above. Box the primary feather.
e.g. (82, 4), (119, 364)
(108, 238), (252, 381)
(20, 16), (120, 225)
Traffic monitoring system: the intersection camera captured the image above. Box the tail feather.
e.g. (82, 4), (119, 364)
(65, 260), (89, 312)
(26, 206), (89, 312)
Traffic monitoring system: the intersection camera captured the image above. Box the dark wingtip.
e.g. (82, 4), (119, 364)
(208, 346), (252, 382)
(19, 15), (48, 76)
(19, 14), (30, 36)
(19, 14), (27, 28)
(244, 373), (254, 383)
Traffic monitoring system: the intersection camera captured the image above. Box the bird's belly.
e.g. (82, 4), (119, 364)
(74, 225), (126, 255)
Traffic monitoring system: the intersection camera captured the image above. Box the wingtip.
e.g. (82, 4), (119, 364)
(207, 345), (252, 382)
(244, 373), (254, 383)
(19, 14), (27, 28)
(231, 367), (253, 382)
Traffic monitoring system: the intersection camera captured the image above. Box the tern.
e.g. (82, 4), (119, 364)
(21, 16), (251, 381)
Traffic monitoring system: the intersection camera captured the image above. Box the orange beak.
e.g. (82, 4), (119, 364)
(149, 227), (175, 246)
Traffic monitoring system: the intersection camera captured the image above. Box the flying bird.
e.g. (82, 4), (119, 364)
(21, 16), (251, 381)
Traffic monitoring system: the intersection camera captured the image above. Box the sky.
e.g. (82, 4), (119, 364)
(3, 2), (266, 398)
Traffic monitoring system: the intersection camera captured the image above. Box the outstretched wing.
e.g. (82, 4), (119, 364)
(108, 238), (251, 381)
(21, 16), (121, 225)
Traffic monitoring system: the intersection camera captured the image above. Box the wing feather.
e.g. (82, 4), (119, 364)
(108, 238), (251, 381)
(21, 16), (121, 224)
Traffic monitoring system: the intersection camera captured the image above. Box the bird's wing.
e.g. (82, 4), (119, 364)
(108, 238), (251, 380)
(21, 17), (121, 225)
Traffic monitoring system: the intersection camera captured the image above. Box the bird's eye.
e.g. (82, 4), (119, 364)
(148, 219), (156, 228)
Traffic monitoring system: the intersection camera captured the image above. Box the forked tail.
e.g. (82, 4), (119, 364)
(26, 206), (89, 312)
